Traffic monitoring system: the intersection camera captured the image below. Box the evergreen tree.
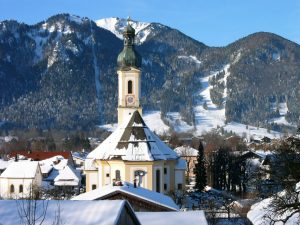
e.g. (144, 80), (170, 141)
(194, 142), (207, 192)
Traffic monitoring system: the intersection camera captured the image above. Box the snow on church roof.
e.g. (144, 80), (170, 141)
(87, 111), (178, 162)
(72, 182), (179, 211)
(0, 161), (40, 179)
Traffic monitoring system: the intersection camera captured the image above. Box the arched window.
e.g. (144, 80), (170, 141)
(19, 185), (23, 193)
(115, 170), (121, 181)
(92, 184), (97, 190)
(128, 80), (133, 94)
(156, 170), (161, 193)
(10, 184), (14, 193)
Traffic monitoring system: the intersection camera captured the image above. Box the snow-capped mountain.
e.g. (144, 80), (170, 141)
(0, 14), (300, 134)
(96, 17), (151, 44)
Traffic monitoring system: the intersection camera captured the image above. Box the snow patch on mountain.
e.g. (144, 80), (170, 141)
(178, 55), (202, 65)
(222, 64), (230, 99)
(192, 66), (227, 135)
(27, 27), (50, 62)
(269, 102), (295, 126)
(95, 17), (151, 44)
(165, 112), (194, 133)
(68, 15), (84, 24)
(65, 40), (80, 55)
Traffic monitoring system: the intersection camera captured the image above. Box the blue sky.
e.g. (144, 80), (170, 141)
(0, 0), (299, 46)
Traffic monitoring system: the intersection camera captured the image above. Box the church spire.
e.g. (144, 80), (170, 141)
(117, 17), (141, 70)
(116, 17), (143, 125)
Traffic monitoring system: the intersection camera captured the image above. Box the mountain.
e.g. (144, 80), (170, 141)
(0, 14), (299, 132)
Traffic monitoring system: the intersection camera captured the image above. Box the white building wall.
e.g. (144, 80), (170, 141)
(175, 170), (184, 190)
(0, 178), (35, 199)
(88, 171), (98, 190)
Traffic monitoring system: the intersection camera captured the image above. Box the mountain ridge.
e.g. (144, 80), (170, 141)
(0, 13), (299, 132)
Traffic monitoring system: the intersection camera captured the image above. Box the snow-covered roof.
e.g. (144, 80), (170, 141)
(87, 111), (178, 162)
(0, 161), (39, 179)
(136, 211), (208, 225)
(0, 159), (11, 170)
(72, 151), (89, 160)
(72, 182), (179, 211)
(54, 165), (81, 186)
(39, 155), (68, 174)
(174, 146), (198, 157)
(0, 200), (140, 225)
(175, 158), (187, 170)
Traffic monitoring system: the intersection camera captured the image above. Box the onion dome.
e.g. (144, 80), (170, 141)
(117, 17), (142, 70)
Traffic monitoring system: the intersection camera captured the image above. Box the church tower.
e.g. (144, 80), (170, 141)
(117, 18), (142, 125)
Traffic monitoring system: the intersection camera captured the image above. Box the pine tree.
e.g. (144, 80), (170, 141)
(194, 141), (207, 192)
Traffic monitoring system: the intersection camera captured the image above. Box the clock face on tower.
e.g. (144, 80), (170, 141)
(126, 95), (135, 106)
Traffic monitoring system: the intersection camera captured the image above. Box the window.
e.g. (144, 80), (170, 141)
(10, 184), (14, 193)
(128, 80), (133, 94)
(19, 185), (23, 193)
(156, 170), (161, 193)
(164, 183), (167, 191)
(164, 167), (167, 174)
(115, 170), (121, 181)
(177, 183), (182, 190)
(92, 184), (97, 190)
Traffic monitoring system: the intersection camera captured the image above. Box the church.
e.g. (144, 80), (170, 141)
(84, 19), (186, 193)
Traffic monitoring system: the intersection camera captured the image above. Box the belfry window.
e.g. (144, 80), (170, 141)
(128, 80), (133, 94)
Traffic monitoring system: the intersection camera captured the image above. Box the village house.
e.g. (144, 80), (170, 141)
(174, 145), (198, 183)
(0, 161), (42, 199)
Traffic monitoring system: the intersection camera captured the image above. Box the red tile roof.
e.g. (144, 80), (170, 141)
(8, 151), (71, 161)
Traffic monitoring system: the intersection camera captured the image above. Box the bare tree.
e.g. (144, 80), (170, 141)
(16, 185), (63, 225)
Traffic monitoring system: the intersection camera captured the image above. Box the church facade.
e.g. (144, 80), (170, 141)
(84, 19), (186, 193)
